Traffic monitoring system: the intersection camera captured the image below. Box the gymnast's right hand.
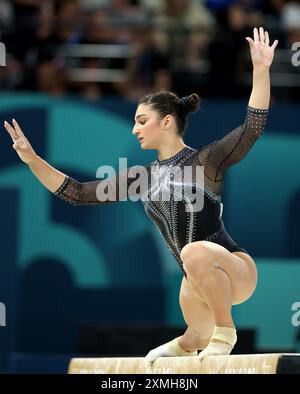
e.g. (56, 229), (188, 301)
(4, 119), (37, 164)
(145, 337), (197, 365)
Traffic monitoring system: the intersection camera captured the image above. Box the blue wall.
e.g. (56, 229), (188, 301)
(0, 94), (299, 371)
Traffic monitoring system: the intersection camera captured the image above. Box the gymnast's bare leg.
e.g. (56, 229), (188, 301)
(177, 276), (214, 352)
(179, 241), (257, 358)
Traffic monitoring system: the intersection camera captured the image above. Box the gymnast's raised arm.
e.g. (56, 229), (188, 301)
(204, 27), (278, 183)
(3, 119), (142, 206)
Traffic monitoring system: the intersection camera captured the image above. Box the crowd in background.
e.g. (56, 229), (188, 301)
(0, 0), (299, 101)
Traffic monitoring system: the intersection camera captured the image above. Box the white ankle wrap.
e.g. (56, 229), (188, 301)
(211, 326), (237, 347)
(169, 338), (198, 356)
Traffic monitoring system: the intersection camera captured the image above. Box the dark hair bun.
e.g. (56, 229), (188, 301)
(180, 93), (201, 114)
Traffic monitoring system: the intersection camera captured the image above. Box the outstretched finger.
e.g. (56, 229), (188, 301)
(265, 31), (269, 46)
(4, 121), (18, 141)
(271, 39), (278, 51)
(12, 119), (25, 138)
(253, 27), (259, 44)
(259, 27), (265, 43)
(245, 37), (254, 47)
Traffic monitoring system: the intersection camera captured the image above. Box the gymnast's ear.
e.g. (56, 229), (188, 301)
(162, 114), (173, 129)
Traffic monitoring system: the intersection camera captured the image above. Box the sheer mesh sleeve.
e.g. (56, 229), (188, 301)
(53, 165), (148, 206)
(204, 106), (268, 182)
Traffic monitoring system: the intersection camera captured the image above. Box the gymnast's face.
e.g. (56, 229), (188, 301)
(132, 104), (168, 150)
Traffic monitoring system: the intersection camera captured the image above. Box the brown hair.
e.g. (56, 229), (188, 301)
(138, 91), (200, 137)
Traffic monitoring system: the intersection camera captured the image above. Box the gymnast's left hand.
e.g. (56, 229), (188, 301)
(246, 27), (278, 68)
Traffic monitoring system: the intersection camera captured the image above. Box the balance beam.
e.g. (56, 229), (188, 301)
(68, 353), (300, 374)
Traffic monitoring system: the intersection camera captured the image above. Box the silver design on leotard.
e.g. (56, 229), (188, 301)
(142, 147), (215, 258)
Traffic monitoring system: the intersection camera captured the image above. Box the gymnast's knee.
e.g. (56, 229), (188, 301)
(180, 243), (214, 281)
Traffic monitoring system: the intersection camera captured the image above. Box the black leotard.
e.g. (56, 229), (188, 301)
(54, 106), (268, 273)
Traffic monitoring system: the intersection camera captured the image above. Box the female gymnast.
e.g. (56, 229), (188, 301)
(4, 27), (277, 362)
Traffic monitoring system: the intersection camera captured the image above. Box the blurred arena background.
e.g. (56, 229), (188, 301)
(0, 0), (299, 373)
